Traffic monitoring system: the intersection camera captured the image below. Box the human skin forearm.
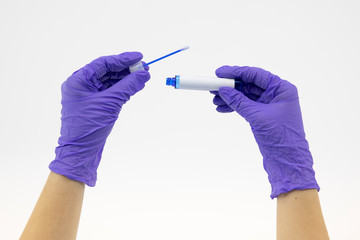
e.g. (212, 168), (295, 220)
(20, 171), (85, 240)
(277, 189), (329, 240)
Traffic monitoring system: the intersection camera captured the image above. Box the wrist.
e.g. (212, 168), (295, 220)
(270, 177), (320, 199)
(262, 145), (319, 199)
(49, 144), (105, 187)
(49, 161), (97, 187)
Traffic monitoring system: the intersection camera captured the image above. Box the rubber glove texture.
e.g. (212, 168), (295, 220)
(211, 66), (319, 198)
(49, 52), (150, 186)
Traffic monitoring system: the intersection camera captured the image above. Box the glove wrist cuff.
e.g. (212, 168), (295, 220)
(49, 157), (98, 187)
(270, 179), (320, 199)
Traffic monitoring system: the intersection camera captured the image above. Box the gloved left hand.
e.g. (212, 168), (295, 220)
(49, 52), (150, 186)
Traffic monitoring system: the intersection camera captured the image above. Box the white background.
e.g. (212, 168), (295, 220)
(1, 0), (359, 239)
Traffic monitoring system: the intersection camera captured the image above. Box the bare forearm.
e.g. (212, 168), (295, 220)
(20, 172), (85, 240)
(277, 189), (329, 240)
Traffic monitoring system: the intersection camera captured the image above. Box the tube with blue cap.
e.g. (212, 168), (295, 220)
(166, 75), (243, 91)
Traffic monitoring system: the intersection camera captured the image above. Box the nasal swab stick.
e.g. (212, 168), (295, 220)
(129, 46), (189, 72)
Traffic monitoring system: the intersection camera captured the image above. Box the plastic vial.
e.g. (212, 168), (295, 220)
(129, 61), (145, 73)
(166, 75), (243, 91)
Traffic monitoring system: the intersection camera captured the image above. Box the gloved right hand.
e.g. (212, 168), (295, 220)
(211, 66), (319, 198)
(49, 52), (150, 187)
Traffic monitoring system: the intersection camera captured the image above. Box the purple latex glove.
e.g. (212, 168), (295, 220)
(211, 66), (319, 198)
(49, 52), (150, 186)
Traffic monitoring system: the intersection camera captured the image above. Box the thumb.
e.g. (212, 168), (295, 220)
(218, 87), (258, 120)
(106, 71), (151, 100)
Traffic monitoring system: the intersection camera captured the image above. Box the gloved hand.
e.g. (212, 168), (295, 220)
(49, 52), (150, 187)
(211, 66), (319, 198)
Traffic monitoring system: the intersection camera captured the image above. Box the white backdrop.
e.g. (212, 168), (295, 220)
(1, 0), (359, 239)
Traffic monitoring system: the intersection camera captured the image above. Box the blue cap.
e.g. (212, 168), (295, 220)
(166, 77), (176, 87)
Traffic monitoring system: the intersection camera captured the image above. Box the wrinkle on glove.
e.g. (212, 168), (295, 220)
(211, 66), (319, 198)
(49, 52), (150, 186)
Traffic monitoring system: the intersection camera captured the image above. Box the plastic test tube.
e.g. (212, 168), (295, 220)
(166, 75), (243, 91)
(129, 61), (145, 73)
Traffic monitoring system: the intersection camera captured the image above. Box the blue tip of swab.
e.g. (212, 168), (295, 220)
(143, 46), (189, 67)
